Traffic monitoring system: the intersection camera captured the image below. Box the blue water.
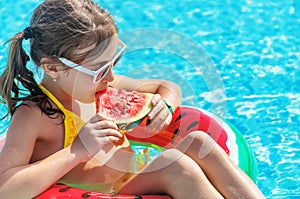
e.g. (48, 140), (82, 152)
(1, 0), (299, 198)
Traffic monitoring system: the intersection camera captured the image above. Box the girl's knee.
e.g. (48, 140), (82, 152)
(179, 130), (213, 148)
(155, 150), (201, 178)
(146, 149), (184, 172)
(177, 131), (218, 159)
(186, 130), (209, 143)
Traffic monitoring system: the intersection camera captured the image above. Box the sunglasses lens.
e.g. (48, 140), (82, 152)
(113, 51), (124, 67)
(93, 44), (125, 84)
(94, 64), (111, 83)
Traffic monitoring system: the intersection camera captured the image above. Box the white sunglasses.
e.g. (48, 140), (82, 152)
(58, 40), (126, 84)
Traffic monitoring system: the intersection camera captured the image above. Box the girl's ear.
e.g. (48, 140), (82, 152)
(40, 57), (60, 79)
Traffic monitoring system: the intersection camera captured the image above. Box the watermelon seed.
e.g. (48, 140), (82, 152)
(186, 121), (199, 131)
(172, 128), (180, 143)
(82, 192), (92, 198)
(146, 119), (151, 126)
(59, 186), (71, 192)
(175, 112), (187, 123)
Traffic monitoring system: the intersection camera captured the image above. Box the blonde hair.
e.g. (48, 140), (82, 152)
(0, 0), (117, 118)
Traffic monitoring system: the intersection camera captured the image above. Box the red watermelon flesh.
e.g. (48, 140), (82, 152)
(95, 87), (153, 129)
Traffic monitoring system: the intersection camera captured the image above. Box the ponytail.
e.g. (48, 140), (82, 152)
(0, 30), (53, 118)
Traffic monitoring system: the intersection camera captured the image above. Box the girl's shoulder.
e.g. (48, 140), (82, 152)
(11, 100), (62, 137)
(12, 101), (42, 120)
(16, 100), (43, 114)
(7, 99), (64, 152)
(0, 100), (63, 169)
(14, 100), (47, 124)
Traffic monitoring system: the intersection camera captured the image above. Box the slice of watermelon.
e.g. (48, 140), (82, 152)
(95, 87), (153, 130)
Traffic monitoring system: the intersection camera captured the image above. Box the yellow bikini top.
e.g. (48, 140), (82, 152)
(39, 84), (149, 173)
(39, 84), (85, 148)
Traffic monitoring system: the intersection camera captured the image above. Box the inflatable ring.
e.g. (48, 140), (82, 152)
(0, 106), (257, 199)
(127, 106), (258, 181)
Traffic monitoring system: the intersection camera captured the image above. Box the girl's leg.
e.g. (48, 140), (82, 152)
(118, 149), (223, 199)
(175, 131), (265, 199)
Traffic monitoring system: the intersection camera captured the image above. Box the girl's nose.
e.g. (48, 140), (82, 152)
(101, 68), (114, 83)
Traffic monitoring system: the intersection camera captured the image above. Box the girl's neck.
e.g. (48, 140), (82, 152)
(40, 77), (74, 111)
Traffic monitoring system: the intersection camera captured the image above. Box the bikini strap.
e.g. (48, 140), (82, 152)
(39, 84), (85, 148)
(38, 84), (66, 111)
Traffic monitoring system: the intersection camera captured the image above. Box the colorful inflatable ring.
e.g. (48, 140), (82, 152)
(127, 106), (258, 181)
(0, 106), (257, 199)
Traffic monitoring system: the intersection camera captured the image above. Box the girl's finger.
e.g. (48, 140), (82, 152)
(147, 107), (168, 131)
(148, 100), (164, 119)
(94, 120), (119, 130)
(90, 113), (115, 123)
(155, 114), (172, 132)
(107, 136), (120, 143)
(94, 128), (123, 138)
(151, 94), (161, 106)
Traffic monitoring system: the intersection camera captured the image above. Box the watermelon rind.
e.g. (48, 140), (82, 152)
(113, 92), (153, 127)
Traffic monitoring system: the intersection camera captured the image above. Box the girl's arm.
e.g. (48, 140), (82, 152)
(111, 75), (182, 111)
(0, 146), (83, 198)
(0, 105), (86, 198)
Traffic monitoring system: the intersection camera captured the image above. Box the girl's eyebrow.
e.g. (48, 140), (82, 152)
(81, 58), (109, 67)
(85, 52), (117, 67)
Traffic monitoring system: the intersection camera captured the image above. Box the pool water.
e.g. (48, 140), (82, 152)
(1, 0), (299, 198)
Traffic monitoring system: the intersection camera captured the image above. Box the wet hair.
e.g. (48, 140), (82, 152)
(0, 0), (117, 118)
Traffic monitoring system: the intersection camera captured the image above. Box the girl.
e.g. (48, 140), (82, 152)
(0, 0), (264, 198)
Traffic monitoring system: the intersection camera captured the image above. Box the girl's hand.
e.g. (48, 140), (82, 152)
(71, 113), (123, 162)
(146, 94), (173, 132)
